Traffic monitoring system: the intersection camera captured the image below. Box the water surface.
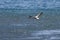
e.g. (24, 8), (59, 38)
(0, 9), (60, 40)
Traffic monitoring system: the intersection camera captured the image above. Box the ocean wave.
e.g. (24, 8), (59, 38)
(10, 23), (27, 26)
(20, 30), (60, 40)
(10, 23), (34, 27)
(50, 36), (60, 40)
(10, 23), (38, 27)
(31, 30), (60, 36)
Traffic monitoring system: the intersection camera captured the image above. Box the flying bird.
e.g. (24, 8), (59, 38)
(29, 12), (43, 20)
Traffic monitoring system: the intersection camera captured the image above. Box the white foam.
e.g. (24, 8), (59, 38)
(50, 37), (60, 40)
(31, 30), (60, 36)
(12, 29), (60, 40)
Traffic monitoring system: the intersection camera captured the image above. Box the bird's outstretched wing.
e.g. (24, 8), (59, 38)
(35, 12), (43, 18)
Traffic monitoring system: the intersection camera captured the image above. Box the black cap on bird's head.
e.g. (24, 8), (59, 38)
(29, 16), (32, 18)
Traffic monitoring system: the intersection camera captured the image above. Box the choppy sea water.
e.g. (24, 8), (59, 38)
(0, 9), (60, 40)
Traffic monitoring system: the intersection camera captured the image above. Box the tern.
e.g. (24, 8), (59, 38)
(29, 12), (43, 20)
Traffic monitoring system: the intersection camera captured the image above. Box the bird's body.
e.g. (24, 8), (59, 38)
(34, 16), (39, 19)
(29, 12), (43, 20)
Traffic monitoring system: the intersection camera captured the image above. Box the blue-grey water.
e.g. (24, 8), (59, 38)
(0, 9), (60, 40)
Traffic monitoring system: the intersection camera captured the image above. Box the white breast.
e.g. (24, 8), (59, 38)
(35, 16), (39, 19)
